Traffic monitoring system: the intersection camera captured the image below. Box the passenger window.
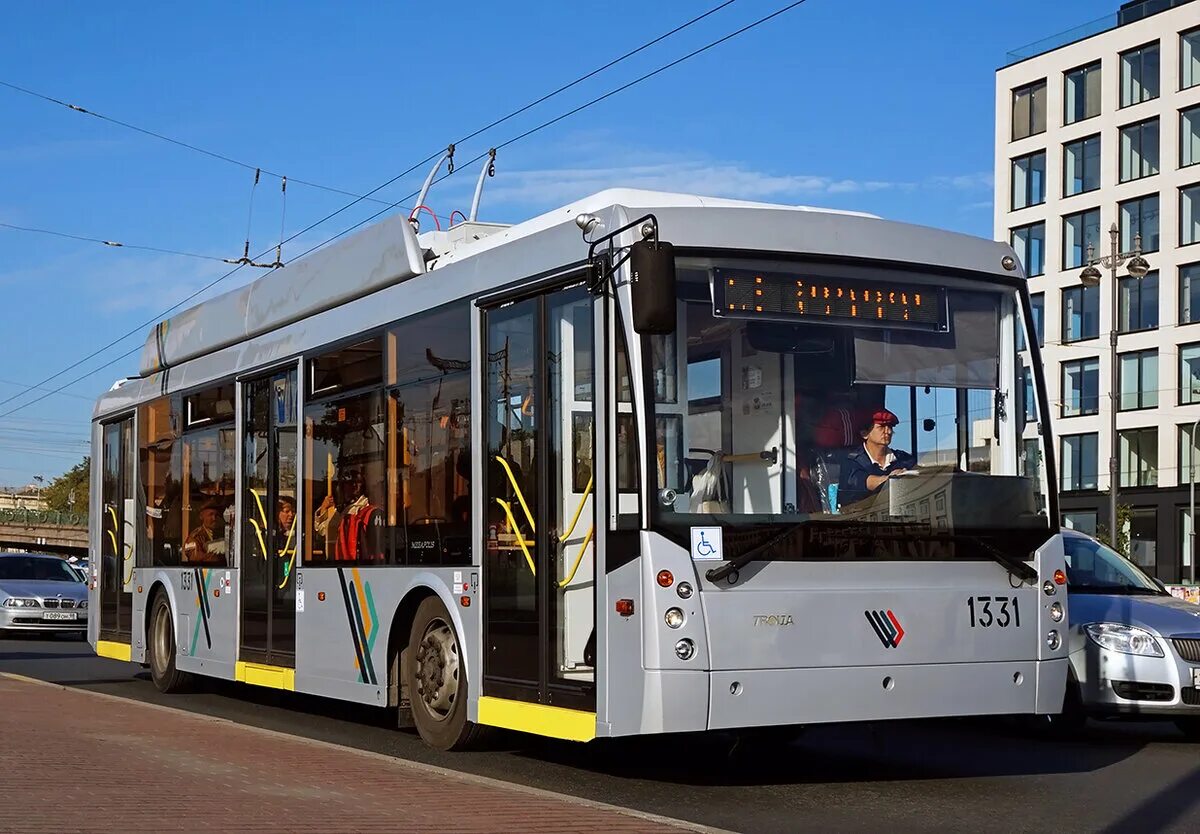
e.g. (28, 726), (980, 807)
(309, 338), (383, 397)
(139, 396), (183, 566)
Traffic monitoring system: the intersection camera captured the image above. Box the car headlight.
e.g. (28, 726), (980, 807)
(77, 600), (88, 610)
(1085, 623), (1164, 657)
(2, 598), (41, 608)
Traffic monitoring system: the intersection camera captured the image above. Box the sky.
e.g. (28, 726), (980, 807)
(0, 0), (1111, 485)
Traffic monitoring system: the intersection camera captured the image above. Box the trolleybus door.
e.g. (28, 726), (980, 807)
(482, 284), (596, 709)
(99, 417), (134, 641)
(239, 369), (299, 666)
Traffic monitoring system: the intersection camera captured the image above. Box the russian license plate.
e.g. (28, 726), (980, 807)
(1192, 668), (1200, 688)
(42, 612), (77, 621)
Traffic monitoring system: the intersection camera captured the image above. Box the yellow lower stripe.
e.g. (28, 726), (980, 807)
(477, 696), (595, 742)
(95, 641), (132, 662)
(235, 661), (295, 691)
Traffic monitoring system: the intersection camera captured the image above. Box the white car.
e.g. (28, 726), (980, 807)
(1060, 529), (1200, 737)
(0, 553), (88, 637)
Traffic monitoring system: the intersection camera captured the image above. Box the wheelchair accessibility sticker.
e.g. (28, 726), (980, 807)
(691, 527), (723, 561)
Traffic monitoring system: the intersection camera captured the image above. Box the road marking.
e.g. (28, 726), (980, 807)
(0, 672), (733, 834)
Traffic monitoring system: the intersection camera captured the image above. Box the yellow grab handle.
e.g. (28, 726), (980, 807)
(559, 476), (593, 544)
(559, 524), (593, 589)
(495, 498), (536, 576)
(494, 456), (535, 533)
(248, 518), (269, 561)
(249, 489), (269, 530)
(277, 519), (297, 589)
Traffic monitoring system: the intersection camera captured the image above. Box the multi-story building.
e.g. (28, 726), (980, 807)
(995, 0), (1200, 580)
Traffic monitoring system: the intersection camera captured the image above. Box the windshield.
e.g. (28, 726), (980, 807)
(648, 259), (1050, 560)
(1063, 534), (1163, 594)
(0, 556), (82, 582)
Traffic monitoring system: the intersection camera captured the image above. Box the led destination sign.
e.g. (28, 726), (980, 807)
(713, 269), (948, 331)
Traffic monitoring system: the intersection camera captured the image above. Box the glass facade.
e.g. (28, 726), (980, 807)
(1183, 184), (1200, 246)
(1011, 151), (1046, 209)
(1064, 62), (1101, 125)
(1118, 271), (1158, 332)
(1119, 428), (1158, 487)
(1182, 105), (1200, 168)
(1063, 135), (1101, 196)
(1062, 358), (1100, 417)
(1120, 42), (1160, 107)
(1182, 263), (1200, 324)
(1119, 194), (1160, 253)
(1118, 349), (1158, 411)
(1061, 433), (1099, 492)
(1063, 208), (1101, 270)
(1013, 80), (1047, 139)
(1181, 343), (1200, 404)
(1119, 118), (1160, 182)
(1062, 284), (1099, 341)
(1011, 222), (1045, 276)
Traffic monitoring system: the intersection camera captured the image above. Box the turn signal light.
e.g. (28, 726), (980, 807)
(1054, 569), (1067, 585)
(657, 570), (674, 588)
(615, 598), (635, 617)
(460, 595), (471, 608)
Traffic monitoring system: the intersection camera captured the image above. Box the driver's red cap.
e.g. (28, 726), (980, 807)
(872, 409), (899, 427)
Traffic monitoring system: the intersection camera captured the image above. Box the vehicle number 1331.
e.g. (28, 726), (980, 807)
(966, 595), (1020, 629)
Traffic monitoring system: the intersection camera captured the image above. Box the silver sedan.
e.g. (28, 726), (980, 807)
(1060, 530), (1200, 737)
(0, 553), (88, 636)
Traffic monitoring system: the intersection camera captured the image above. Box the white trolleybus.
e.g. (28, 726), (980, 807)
(89, 188), (1068, 750)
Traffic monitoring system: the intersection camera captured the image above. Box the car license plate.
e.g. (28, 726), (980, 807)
(1192, 668), (1200, 688)
(42, 612), (77, 621)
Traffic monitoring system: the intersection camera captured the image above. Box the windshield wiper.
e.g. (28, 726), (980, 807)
(705, 526), (799, 584)
(947, 533), (1038, 584)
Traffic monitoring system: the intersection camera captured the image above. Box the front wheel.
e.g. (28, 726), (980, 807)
(406, 596), (483, 750)
(147, 593), (192, 693)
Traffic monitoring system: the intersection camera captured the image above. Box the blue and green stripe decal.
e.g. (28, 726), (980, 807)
(189, 568), (214, 655)
(336, 567), (378, 685)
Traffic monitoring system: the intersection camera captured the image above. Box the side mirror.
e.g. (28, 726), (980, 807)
(630, 239), (676, 335)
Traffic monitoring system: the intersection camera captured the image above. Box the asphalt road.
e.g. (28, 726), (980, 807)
(4, 635), (1200, 833)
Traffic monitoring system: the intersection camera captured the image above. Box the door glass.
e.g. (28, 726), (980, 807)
(241, 379), (271, 656)
(484, 299), (540, 689)
(100, 420), (133, 638)
(547, 287), (595, 688)
(271, 371), (298, 658)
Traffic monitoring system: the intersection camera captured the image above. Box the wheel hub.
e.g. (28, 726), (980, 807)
(414, 619), (459, 720)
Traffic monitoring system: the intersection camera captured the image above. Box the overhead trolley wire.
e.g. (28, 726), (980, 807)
(0, 221), (236, 263)
(0, 0), (802, 422)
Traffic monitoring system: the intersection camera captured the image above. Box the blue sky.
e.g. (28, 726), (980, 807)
(0, 0), (1108, 485)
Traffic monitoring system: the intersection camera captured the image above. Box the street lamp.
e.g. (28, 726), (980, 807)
(1079, 222), (1150, 556)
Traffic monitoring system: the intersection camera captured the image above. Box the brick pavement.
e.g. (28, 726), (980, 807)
(0, 674), (710, 834)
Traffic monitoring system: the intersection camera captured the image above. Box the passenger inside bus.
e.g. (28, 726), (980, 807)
(315, 468), (385, 561)
(183, 499), (227, 564)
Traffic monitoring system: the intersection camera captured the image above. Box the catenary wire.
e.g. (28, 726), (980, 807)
(0, 0), (803, 421)
(0, 222), (235, 263)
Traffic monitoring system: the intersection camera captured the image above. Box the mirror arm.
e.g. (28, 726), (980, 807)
(584, 213), (659, 294)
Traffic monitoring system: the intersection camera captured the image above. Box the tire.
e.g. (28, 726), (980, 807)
(147, 592), (192, 693)
(1042, 676), (1087, 736)
(406, 595), (483, 750)
(1175, 717), (1200, 740)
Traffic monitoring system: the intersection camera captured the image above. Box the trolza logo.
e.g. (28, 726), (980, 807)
(865, 609), (905, 648)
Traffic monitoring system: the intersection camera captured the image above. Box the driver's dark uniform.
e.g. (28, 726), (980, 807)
(838, 445), (917, 507)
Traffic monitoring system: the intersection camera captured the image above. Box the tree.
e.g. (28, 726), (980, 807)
(1096, 503), (1133, 557)
(43, 458), (89, 516)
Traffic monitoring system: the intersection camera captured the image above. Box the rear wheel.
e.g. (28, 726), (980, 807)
(147, 592), (192, 693)
(406, 596), (483, 750)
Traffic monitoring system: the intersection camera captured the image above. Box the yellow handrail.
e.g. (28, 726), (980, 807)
(495, 498), (537, 576)
(123, 543), (135, 584)
(249, 489), (269, 531)
(248, 518), (269, 562)
(493, 456), (535, 533)
(559, 524), (593, 588)
(559, 476), (593, 543)
(277, 520), (297, 589)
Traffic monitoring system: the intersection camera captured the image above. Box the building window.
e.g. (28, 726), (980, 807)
(1011, 151), (1046, 209)
(1064, 62), (1101, 125)
(1021, 438), (1042, 482)
(1062, 357), (1100, 417)
(1120, 42), (1159, 107)
(1183, 27), (1200, 90)
(1012, 79), (1047, 140)
(1023, 366), (1037, 420)
(1119, 349), (1158, 411)
(1181, 263), (1200, 324)
(1179, 423), (1200, 485)
(1119, 194), (1160, 254)
(1119, 428), (1158, 488)
(1180, 508), (1195, 574)
(1119, 271), (1159, 333)
(1063, 208), (1101, 270)
(1125, 508), (1157, 571)
(1062, 284), (1099, 342)
(1063, 511), (1098, 537)
(1182, 105), (1200, 168)
(1181, 342), (1200, 404)
(1010, 222), (1045, 276)
(1063, 135), (1101, 196)
(1031, 292), (1044, 347)
(1120, 118), (1159, 182)
(1183, 184), (1200, 246)
(1061, 433), (1099, 492)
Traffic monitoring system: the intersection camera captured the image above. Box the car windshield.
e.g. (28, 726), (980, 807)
(0, 556), (82, 582)
(649, 260), (1050, 561)
(1063, 535), (1164, 594)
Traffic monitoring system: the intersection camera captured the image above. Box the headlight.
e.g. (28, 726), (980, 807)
(1085, 623), (1164, 657)
(675, 638), (696, 660)
(664, 607), (685, 629)
(1049, 601), (1064, 622)
(2, 598), (41, 608)
(77, 600), (88, 610)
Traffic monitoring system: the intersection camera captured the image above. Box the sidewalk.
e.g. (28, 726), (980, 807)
(0, 674), (705, 834)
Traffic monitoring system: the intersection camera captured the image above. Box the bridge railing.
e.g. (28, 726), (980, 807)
(0, 508), (88, 527)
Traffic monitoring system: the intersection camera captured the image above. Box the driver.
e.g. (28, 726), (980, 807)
(837, 409), (917, 507)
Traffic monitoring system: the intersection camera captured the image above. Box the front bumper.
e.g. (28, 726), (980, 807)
(0, 608), (87, 632)
(1072, 641), (1200, 717)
